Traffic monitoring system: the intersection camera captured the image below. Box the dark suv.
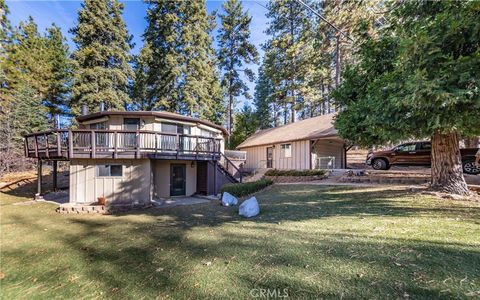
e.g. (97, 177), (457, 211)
(366, 141), (480, 175)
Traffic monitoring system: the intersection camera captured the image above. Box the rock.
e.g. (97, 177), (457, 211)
(354, 170), (366, 176)
(221, 192), (238, 206)
(239, 197), (260, 218)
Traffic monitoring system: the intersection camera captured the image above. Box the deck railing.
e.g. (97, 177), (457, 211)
(24, 129), (222, 160)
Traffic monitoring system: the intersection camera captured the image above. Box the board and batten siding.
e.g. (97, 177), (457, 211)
(242, 140), (311, 170)
(152, 160), (197, 198)
(242, 138), (346, 171)
(69, 159), (151, 204)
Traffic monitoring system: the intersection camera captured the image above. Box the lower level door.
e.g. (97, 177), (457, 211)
(170, 164), (186, 196)
(266, 147), (273, 168)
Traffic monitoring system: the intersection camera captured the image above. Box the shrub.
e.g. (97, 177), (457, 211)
(264, 169), (326, 177)
(220, 178), (273, 198)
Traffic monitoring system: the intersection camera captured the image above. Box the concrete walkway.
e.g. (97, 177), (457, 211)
(152, 196), (217, 208)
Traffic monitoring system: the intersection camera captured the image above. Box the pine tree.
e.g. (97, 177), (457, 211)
(0, 0), (11, 51)
(229, 104), (259, 149)
(253, 64), (275, 129)
(4, 18), (71, 123)
(8, 17), (51, 97)
(141, 0), (224, 124)
(131, 42), (153, 111)
(0, 6), (49, 172)
(1, 85), (49, 173)
(44, 24), (71, 118)
(70, 0), (133, 116)
(334, 1), (480, 195)
(217, 0), (258, 140)
(0, 0), (12, 102)
(264, 0), (313, 124)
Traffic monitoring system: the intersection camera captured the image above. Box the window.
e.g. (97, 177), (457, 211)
(123, 118), (140, 130)
(90, 122), (106, 130)
(281, 144), (292, 158)
(161, 122), (177, 133)
(97, 165), (123, 177)
(395, 143), (416, 152)
(200, 128), (214, 137)
(417, 142), (431, 151)
(90, 122), (108, 147)
(161, 122), (191, 134)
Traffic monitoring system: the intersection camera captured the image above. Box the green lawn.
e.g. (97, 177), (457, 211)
(1, 185), (480, 299)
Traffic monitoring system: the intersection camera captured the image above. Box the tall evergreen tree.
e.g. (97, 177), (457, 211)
(0, 11), (49, 172)
(141, 0), (224, 124)
(4, 18), (71, 123)
(44, 24), (71, 118)
(264, 0), (313, 124)
(8, 18), (51, 97)
(253, 64), (275, 129)
(70, 0), (133, 116)
(131, 42), (153, 110)
(0, 0), (12, 102)
(217, 0), (258, 141)
(334, 1), (480, 195)
(229, 103), (259, 149)
(0, 0), (11, 51)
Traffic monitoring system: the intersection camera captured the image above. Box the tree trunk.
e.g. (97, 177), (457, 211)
(430, 130), (470, 195)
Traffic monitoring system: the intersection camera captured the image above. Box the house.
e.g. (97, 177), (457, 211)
(24, 111), (241, 206)
(237, 113), (347, 171)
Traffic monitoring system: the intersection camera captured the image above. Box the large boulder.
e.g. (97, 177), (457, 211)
(239, 197), (260, 218)
(221, 192), (238, 206)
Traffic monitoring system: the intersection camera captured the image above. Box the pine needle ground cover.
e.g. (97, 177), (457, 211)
(1, 185), (479, 299)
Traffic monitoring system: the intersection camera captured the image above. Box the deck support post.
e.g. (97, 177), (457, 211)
(35, 160), (43, 200)
(52, 160), (58, 192)
(213, 160), (217, 196)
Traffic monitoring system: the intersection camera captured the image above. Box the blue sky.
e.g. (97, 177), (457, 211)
(5, 0), (270, 108)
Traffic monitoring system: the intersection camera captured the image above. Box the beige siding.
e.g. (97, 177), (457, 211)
(242, 140), (311, 170)
(69, 159), (151, 204)
(79, 115), (224, 142)
(243, 146), (268, 170)
(153, 160), (197, 198)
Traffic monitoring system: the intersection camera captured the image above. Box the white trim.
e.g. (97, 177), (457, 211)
(198, 124), (221, 134)
(155, 117), (196, 127)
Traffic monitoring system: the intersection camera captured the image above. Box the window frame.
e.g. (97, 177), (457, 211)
(161, 122), (191, 135)
(90, 122), (107, 130)
(280, 143), (292, 158)
(395, 143), (416, 152)
(96, 165), (123, 178)
(416, 142), (431, 151)
(123, 118), (140, 130)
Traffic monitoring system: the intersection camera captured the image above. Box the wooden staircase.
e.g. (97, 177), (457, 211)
(217, 153), (243, 183)
(216, 163), (239, 183)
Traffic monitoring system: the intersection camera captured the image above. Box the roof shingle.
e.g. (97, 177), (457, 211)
(237, 113), (340, 149)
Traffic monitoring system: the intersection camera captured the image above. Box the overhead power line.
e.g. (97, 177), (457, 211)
(293, 0), (354, 43)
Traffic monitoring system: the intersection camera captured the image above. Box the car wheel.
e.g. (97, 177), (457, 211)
(372, 158), (388, 170)
(463, 160), (480, 175)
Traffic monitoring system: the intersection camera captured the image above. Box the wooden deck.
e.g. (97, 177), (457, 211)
(24, 129), (222, 161)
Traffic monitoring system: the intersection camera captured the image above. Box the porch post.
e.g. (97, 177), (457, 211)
(35, 160), (43, 200)
(213, 160), (217, 196)
(52, 160), (58, 191)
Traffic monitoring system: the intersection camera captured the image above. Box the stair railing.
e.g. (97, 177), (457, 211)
(219, 152), (243, 183)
